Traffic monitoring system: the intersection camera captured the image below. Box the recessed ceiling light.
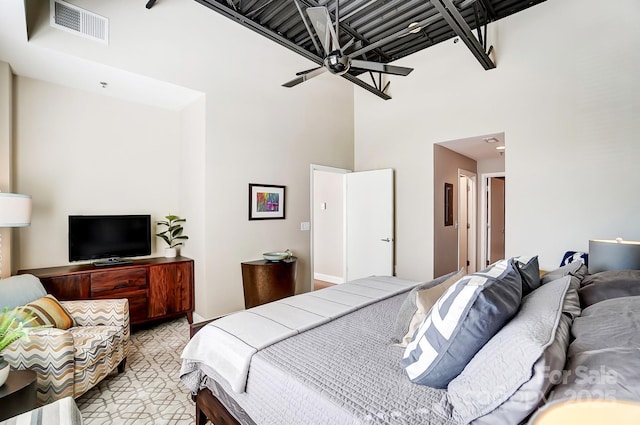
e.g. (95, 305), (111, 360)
(483, 137), (499, 143)
(99, 81), (108, 88)
(495, 146), (506, 150)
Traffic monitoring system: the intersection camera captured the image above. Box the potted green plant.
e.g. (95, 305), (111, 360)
(0, 307), (46, 386)
(156, 214), (189, 258)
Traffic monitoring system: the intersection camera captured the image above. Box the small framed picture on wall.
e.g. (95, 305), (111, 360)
(248, 183), (286, 220)
(444, 182), (454, 226)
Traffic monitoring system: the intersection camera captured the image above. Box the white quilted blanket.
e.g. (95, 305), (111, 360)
(180, 276), (419, 393)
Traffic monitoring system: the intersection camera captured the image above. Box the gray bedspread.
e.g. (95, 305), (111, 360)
(185, 292), (458, 425)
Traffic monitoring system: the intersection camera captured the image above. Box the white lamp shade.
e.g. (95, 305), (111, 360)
(0, 193), (32, 227)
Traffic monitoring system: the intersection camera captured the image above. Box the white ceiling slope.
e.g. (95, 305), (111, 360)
(0, 0), (203, 110)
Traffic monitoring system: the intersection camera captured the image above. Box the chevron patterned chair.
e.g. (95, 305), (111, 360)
(1, 274), (130, 406)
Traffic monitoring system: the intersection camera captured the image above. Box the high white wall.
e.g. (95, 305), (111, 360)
(355, 0), (640, 275)
(13, 76), (182, 268)
(178, 97), (206, 318)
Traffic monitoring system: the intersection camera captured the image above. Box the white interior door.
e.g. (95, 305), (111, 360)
(458, 170), (477, 273)
(345, 169), (394, 281)
(458, 175), (469, 273)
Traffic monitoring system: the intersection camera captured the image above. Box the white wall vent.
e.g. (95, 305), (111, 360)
(50, 0), (109, 44)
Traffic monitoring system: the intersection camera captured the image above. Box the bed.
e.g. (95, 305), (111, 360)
(180, 259), (640, 425)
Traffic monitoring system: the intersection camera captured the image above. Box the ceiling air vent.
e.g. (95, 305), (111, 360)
(50, 0), (109, 44)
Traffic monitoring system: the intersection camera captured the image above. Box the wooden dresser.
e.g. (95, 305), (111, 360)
(18, 256), (194, 325)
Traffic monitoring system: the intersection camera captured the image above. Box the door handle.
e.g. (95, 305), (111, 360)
(380, 238), (391, 242)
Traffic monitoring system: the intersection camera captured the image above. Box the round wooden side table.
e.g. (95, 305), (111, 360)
(241, 257), (297, 308)
(0, 369), (37, 421)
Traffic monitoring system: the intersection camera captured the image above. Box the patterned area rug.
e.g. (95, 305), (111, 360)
(76, 317), (195, 424)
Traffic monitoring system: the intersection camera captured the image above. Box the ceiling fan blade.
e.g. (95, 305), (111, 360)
(282, 67), (327, 88)
(296, 66), (323, 76)
(350, 59), (414, 76)
(307, 7), (340, 54)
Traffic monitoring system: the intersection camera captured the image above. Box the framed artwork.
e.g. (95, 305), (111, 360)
(444, 182), (454, 226)
(248, 184), (286, 220)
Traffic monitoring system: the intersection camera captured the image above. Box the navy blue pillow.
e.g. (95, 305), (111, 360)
(560, 251), (588, 267)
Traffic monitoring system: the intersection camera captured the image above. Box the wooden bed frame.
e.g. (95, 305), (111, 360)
(190, 320), (243, 425)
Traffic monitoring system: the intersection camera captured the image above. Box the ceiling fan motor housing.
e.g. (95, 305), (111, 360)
(325, 50), (351, 75)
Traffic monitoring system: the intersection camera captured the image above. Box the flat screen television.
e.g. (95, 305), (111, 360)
(69, 215), (151, 266)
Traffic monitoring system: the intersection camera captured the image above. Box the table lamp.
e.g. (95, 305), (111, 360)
(589, 238), (640, 273)
(0, 192), (32, 277)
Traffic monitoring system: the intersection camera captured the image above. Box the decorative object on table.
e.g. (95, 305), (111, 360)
(155, 214), (188, 258)
(588, 238), (640, 273)
(248, 184), (285, 220)
(262, 249), (293, 262)
(0, 306), (46, 387)
(0, 192), (32, 278)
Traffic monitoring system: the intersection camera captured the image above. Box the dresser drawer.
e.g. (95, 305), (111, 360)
(91, 268), (147, 297)
(127, 295), (149, 324)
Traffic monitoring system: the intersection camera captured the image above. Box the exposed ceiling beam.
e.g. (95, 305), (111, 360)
(480, 0), (496, 19)
(342, 73), (391, 100)
(431, 0), (495, 70)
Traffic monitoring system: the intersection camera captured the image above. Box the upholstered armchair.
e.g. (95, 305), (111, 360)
(1, 274), (130, 406)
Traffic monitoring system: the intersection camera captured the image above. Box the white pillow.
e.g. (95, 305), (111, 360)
(395, 269), (464, 347)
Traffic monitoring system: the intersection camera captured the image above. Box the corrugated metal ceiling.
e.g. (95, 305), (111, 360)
(193, 0), (546, 99)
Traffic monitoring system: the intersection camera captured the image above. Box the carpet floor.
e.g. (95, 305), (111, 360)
(76, 317), (195, 424)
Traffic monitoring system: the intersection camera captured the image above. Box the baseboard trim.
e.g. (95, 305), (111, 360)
(192, 312), (207, 323)
(314, 273), (345, 284)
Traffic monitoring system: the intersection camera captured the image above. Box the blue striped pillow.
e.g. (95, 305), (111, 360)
(402, 259), (522, 388)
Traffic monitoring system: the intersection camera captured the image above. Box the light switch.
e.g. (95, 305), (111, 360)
(320, 202), (327, 210)
(300, 222), (310, 231)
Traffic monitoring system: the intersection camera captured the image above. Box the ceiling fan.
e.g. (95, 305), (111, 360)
(282, 5), (414, 89)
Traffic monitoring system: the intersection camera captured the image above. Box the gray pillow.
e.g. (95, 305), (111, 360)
(541, 261), (587, 285)
(547, 295), (640, 405)
(402, 259), (522, 388)
(390, 270), (459, 344)
(578, 270), (640, 308)
(0, 274), (47, 309)
(448, 275), (578, 424)
(514, 255), (540, 296)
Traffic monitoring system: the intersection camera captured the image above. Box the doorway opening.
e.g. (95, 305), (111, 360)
(310, 165), (395, 291)
(480, 173), (506, 268)
(433, 133), (505, 277)
(309, 164), (350, 291)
